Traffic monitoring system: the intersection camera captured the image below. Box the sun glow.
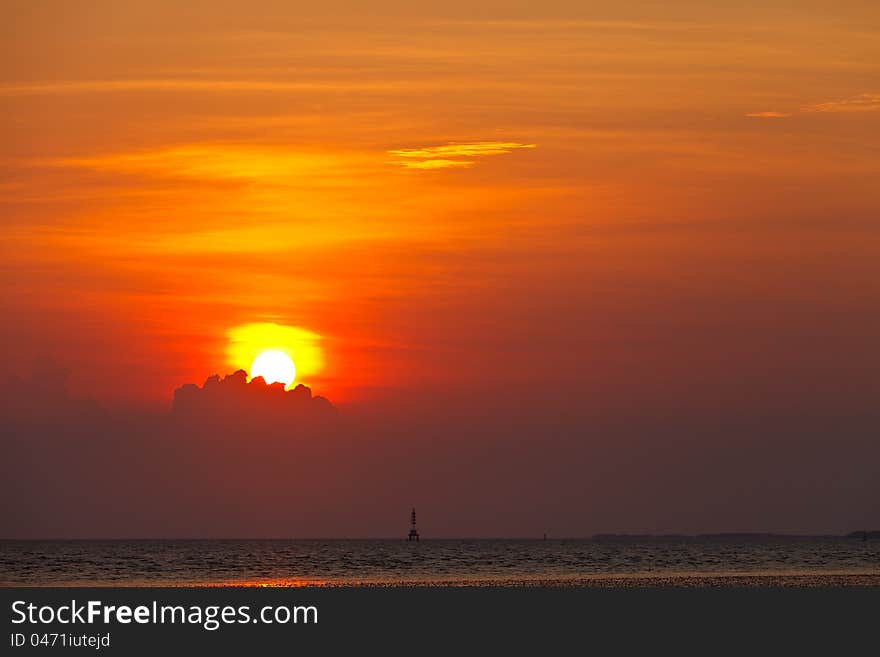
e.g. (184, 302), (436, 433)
(227, 322), (324, 389)
(250, 350), (297, 387)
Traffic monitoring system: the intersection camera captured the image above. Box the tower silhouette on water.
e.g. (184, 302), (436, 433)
(408, 507), (420, 542)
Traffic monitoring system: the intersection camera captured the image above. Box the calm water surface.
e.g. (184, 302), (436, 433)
(1, 539), (878, 586)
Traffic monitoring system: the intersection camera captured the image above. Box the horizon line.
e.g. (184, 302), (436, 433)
(2, 531), (876, 541)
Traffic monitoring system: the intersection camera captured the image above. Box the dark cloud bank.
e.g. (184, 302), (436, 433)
(172, 369), (336, 420)
(1, 364), (878, 538)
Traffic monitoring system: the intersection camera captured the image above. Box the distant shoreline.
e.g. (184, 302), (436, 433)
(590, 531), (880, 541)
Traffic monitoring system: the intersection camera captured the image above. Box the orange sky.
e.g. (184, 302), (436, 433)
(1, 0), (879, 410)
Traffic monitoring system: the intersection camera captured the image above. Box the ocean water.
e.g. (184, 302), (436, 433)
(1, 538), (878, 587)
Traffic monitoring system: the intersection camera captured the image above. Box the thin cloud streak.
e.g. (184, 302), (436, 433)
(389, 142), (536, 158)
(47, 145), (375, 182)
(745, 111), (792, 118)
(0, 78), (465, 96)
(802, 93), (880, 113)
(387, 141), (535, 169)
(746, 93), (880, 119)
(394, 159), (475, 169)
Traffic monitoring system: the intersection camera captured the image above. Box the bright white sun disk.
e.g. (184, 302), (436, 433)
(250, 350), (296, 388)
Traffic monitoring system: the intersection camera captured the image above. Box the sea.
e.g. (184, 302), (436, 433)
(2, 538), (878, 587)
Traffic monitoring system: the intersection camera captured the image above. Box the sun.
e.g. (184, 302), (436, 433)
(250, 350), (297, 388)
(227, 323), (323, 383)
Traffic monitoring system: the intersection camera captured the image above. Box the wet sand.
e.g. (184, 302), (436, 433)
(11, 571), (878, 588)
(227, 572), (880, 587)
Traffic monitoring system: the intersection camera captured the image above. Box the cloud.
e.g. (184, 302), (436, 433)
(0, 79), (398, 97)
(387, 141), (535, 169)
(744, 111), (792, 118)
(172, 369), (336, 420)
(394, 159), (476, 170)
(801, 93), (880, 113)
(0, 366), (341, 538)
(50, 146), (362, 182)
(389, 142), (537, 158)
(0, 361), (98, 420)
(745, 93), (880, 119)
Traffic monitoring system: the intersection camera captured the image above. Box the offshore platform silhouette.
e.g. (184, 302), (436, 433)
(408, 507), (420, 542)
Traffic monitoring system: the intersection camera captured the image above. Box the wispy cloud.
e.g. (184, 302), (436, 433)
(801, 93), (880, 113)
(0, 79), (400, 96)
(746, 93), (880, 119)
(389, 142), (536, 159)
(48, 145), (372, 183)
(395, 159), (476, 170)
(387, 141), (535, 169)
(745, 111), (792, 118)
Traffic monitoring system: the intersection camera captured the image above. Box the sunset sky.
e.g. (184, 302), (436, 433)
(2, 1), (878, 537)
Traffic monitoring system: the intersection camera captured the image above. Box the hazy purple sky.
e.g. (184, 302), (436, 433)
(2, 1), (878, 537)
